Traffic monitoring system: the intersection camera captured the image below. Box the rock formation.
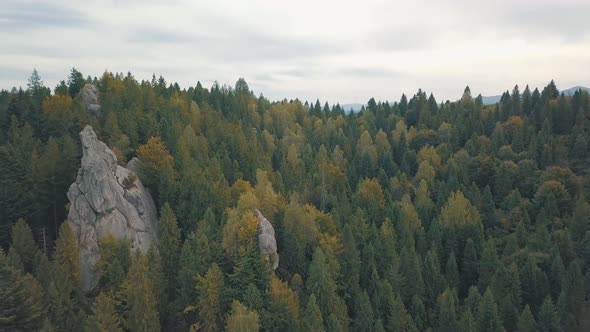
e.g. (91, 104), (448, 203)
(67, 126), (157, 291)
(79, 84), (101, 118)
(254, 208), (279, 270)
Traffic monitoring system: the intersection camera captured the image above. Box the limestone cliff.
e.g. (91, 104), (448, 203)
(67, 126), (157, 291)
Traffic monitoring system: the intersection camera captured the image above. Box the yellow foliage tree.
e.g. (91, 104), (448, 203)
(136, 136), (174, 188)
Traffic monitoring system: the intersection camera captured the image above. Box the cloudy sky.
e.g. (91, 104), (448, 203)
(1, 0), (589, 103)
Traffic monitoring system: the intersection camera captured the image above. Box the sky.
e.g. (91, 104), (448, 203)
(1, 0), (589, 104)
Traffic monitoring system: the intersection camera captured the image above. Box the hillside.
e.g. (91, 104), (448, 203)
(1, 70), (590, 331)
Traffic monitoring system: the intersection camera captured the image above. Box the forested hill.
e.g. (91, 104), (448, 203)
(1, 69), (590, 331)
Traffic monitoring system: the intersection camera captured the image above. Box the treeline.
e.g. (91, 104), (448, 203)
(1, 68), (590, 331)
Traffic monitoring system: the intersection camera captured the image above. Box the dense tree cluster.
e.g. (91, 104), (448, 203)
(1, 69), (590, 331)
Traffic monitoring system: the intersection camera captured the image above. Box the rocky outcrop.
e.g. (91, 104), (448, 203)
(80, 84), (101, 118)
(254, 208), (279, 270)
(67, 126), (157, 291)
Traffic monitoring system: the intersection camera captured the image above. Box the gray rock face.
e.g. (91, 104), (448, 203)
(80, 84), (101, 117)
(67, 126), (157, 291)
(254, 208), (279, 270)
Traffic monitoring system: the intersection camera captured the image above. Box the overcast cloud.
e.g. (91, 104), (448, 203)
(1, 0), (589, 103)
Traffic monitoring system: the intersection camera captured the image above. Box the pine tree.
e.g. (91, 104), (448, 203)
(9, 219), (38, 272)
(303, 294), (325, 332)
(409, 294), (426, 331)
(225, 300), (260, 332)
(460, 308), (477, 332)
(435, 288), (459, 332)
(267, 276), (300, 331)
(571, 198), (590, 242)
(175, 231), (211, 319)
(479, 239), (499, 291)
(387, 294), (417, 332)
(352, 290), (374, 332)
(520, 256), (550, 310)
(0, 249), (46, 331)
(341, 224), (361, 293)
(399, 245), (424, 302)
(87, 292), (123, 332)
(444, 252), (459, 293)
(157, 203), (181, 316)
(126, 252), (160, 332)
(517, 305), (537, 332)
(462, 238), (479, 294)
(193, 263), (224, 332)
(537, 296), (561, 332)
(477, 288), (503, 332)
(306, 248), (349, 331)
(54, 222), (80, 287)
(423, 250), (444, 307)
(47, 258), (84, 331)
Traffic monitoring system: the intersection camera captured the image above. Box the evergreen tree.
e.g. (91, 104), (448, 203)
(423, 250), (444, 307)
(460, 308), (477, 332)
(399, 245), (424, 302)
(477, 288), (503, 332)
(445, 251), (459, 290)
(303, 294), (325, 332)
(157, 203), (181, 316)
(537, 296), (561, 332)
(306, 248), (348, 331)
(9, 219), (38, 272)
(387, 294), (417, 332)
(341, 224), (361, 294)
(87, 292), (123, 332)
(435, 288), (459, 332)
(175, 231), (211, 319)
(54, 222), (80, 287)
(517, 305), (537, 332)
(352, 290), (374, 332)
(462, 238), (479, 294)
(0, 249), (46, 331)
(267, 276), (300, 331)
(193, 263), (224, 332)
(126, 252), (160, 332)
(225, 300), (260, 332)
(478, 239), (499, 291)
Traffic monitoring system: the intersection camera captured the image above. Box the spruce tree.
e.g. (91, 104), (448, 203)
(225, 300), (260, 332)
(352, 290), (374, 332)
(445, 251), (459, 290)
(462, 238), (479, 294)
(479, 239), (499, 291)
(9, 219), (38, 272)
(157, 202), (181, 315)
(517, 305), (537, 332)
(0, 249), (46, 331)
(537, 296), (561, 332)
(194, 263), (224, 332)
(54, 222), (80, 287)
(126, 252), (160, 332)
(303, 294), (325, 332)
(387, 294), (417, 332)
(87, 292), (123, 332)
(435, 288), (459, 332)
(477, 288), (503, 332)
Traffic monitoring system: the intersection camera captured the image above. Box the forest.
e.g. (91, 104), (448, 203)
(1, 68), (590, 332)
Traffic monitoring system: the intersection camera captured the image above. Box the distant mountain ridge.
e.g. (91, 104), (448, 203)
(481, 86), (589, 105)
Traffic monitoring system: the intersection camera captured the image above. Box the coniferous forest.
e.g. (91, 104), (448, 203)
(2, 68), (590, 332)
